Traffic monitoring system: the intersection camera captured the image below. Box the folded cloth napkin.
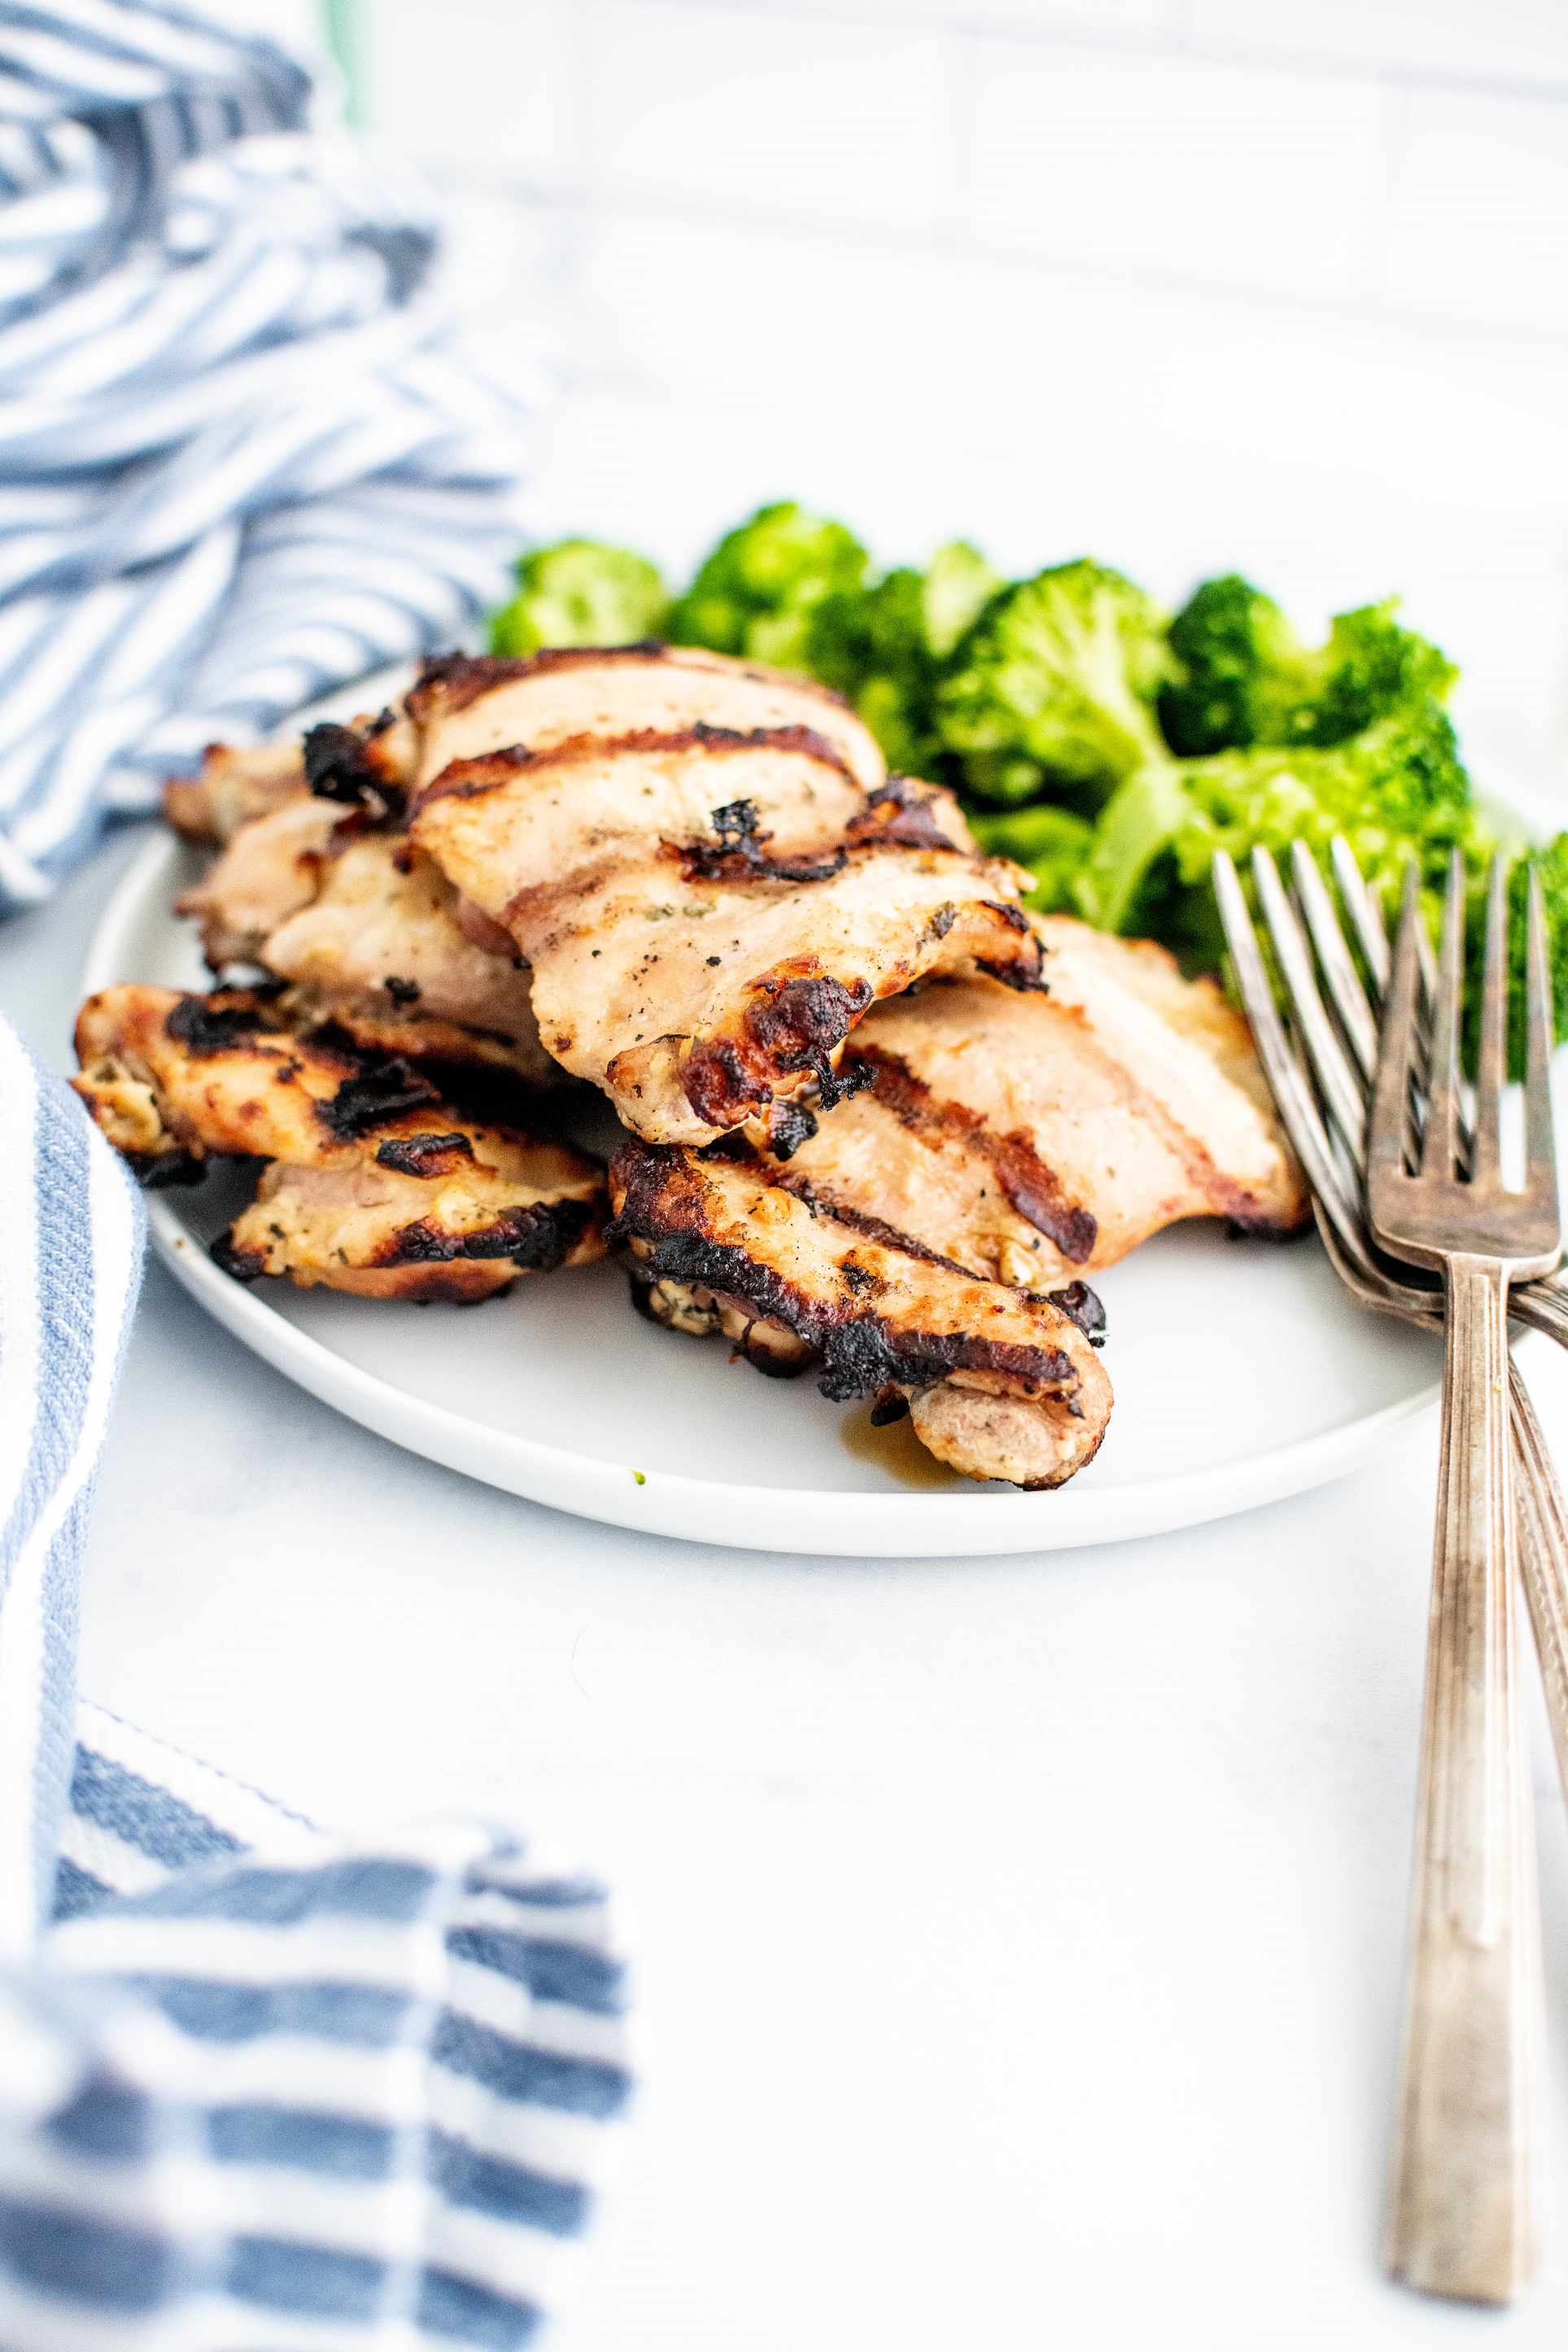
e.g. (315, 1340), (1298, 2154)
(0, 0), (531, 912)
(0, 1027), (631, 2339)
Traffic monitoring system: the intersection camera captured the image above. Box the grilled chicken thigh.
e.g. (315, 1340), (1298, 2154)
(175, 815), (553, 1087)
(610, 1139), (1112, 1489)
(513, 843), (1042, 1145)
(409, 724), (975, 918)
(762, 924), (1307, 1284)
(163, 737), (308, 846)
(406, 645), (888, 793)
(73, 986), (604, 1302)
(261, 836), (553, 1084)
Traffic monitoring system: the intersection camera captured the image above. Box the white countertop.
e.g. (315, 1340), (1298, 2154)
(14, 825), (1568, 2350)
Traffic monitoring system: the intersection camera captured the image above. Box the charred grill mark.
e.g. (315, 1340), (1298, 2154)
(378, 1196), (596, 1272)
(374, 1131), (477, 1178)
(681, 970), (876, 1129)
(316, 1058), (442, 1141)
(847, 1044), (1098, 1265)
(164, 993), (282, 1054)
(972, 902), (1046, 991)
(769, 1179), (973, 1275)
(134, 1148), (207, 1189)
(676, 789), (851, 885)
(412, 720), (858, 819)
(303, 724), (404, 820)
(608, 1142), (1078, 1406)
(845, 778), (963, 853)
(211, 1232), (268, 1282)
(406, 650), (535, 718)
(1046, 1280), (1107, 1346)
(763, 1095), (819, 1161)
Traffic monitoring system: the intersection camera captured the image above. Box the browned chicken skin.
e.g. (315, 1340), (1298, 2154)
(609, 1139), (1112, 1489)
(72, 986), (605, 1302)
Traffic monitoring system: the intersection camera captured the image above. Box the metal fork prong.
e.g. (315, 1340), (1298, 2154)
(1293, 841), (1379, 1078)
(1213, 851), (1365, 1258)
(1332, 833), (1393, 994)
(1332, 831), (1440, 1003)
(1473, 855), (1509, 1187)
(1369, 863), (1424, 1188)
(1251, 847), (1367, 1153)
(1421, 850), (1467, 1183)
(1524, 865), (1558, 1216)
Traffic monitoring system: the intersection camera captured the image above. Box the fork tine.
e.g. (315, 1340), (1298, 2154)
(1292, 841), (1379, 1080)
(1420, 850), (1465, 1182)
(1369, 862), (1424, 1190)
(1472, 855), (1508, 1187)
(1333, 832), (1441, 1007)
(1331, 835), (1392, 996)
(1251, 845), (1365, 1152)
(1524, 863), (1558, 1216)
(1212, 850), (1367, 1259)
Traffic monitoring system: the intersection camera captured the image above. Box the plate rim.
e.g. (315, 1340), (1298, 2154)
(85, 828), (1443, 1559)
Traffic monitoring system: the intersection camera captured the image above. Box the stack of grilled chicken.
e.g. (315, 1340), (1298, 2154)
(73, 645), (1308, 1489)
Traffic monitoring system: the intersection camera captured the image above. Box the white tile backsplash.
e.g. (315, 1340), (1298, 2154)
(359, 0), (1568, 798)
(359, 0), (579, 187)
(970, 40), (1392, 292)
(1384, 87), (1568, 321)
(586, 1), (956, 230)
(1190, 0), (1568, 91)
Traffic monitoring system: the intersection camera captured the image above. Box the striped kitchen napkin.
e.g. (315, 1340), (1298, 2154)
(0, 0), (531, 913)
(0, 1025), (632, 2336)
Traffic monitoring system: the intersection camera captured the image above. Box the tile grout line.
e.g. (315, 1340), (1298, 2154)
(592, 0), (1568, 111)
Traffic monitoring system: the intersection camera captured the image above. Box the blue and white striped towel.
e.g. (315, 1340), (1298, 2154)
(0, 1025), (631, 2334)
(0, 0), (531, 912)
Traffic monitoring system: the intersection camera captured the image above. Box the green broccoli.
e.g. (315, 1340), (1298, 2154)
(488, 539), (669, 658)
(1464, 832), (1568, 1078)
(806, 540), (1001, 776)
(1074, 699), (1487, 972)
(936, 559), (1175, 811)
(967, 804), (1095, 915)
(1159, 575), (1457, 757)
(666, 501), (869, 675)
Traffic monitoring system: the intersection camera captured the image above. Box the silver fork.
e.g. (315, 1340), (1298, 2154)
(1213, 842), (1565, 2305)
(1366, 854), (1558, 2303)
(1216, 842), (1568, 1816)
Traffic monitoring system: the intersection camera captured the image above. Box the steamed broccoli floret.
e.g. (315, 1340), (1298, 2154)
(967, 804), (1094, 915)
(1073, 701), (1487, 973)
(806, 540), (1001, 775)
(1159, 575), (1457, 757)
(488, 540), (668, 658)
(1158, 575), (1307, 755)
(936, 559), (1175, 811)
(666, 501), (869, 674)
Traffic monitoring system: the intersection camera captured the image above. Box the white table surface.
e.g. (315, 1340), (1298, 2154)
(15, 824), (1568, 2351)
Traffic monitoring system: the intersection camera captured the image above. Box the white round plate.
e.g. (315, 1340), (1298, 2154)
(85, 827), (1445, 1557)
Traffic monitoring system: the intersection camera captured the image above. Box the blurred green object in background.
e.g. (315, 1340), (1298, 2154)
(489, 540), (669, 658)
(967, 804), (1095, 915)
(666, 501), (869, 674)
(806, 540), (1001, 780)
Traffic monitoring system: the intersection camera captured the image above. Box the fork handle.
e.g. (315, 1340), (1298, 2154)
(1388, 1253), (1539, 2304)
